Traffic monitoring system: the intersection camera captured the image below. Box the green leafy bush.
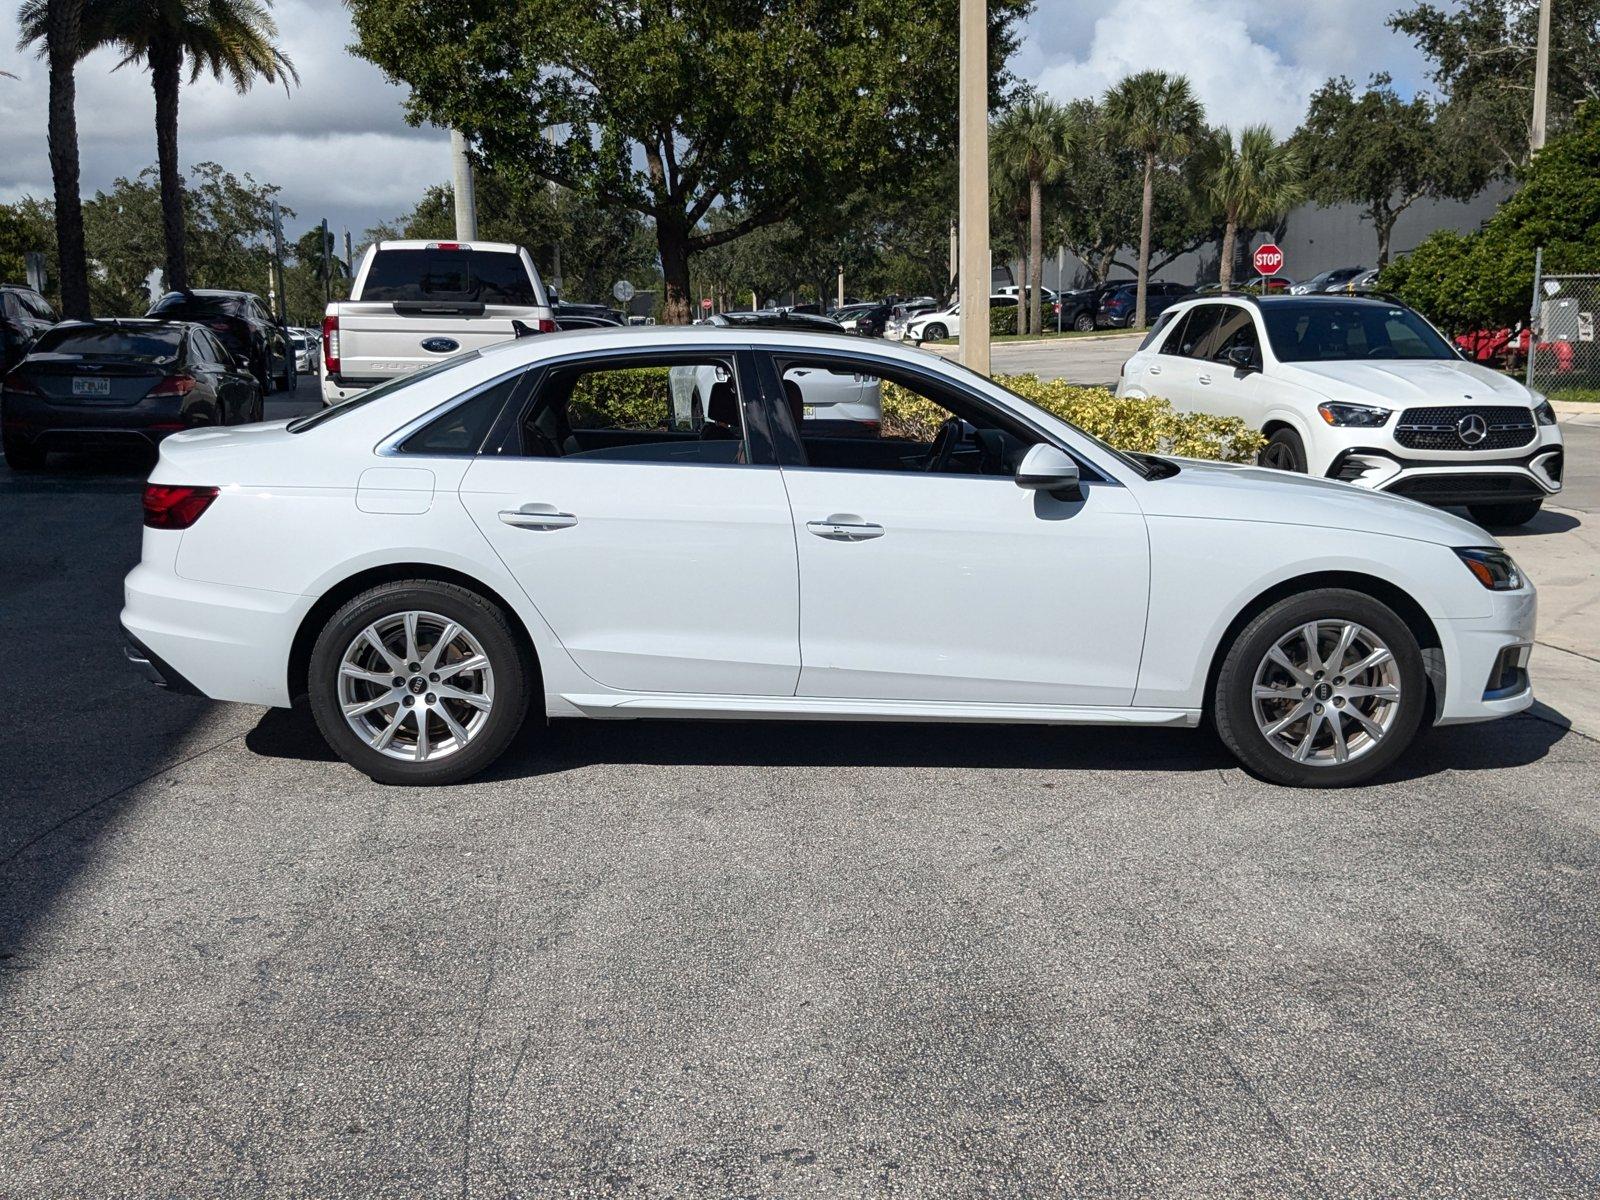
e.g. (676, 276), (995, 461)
(568, 367), (672, 428)
(881, 374), (1266, 462)
(990, 305), (1018, 335)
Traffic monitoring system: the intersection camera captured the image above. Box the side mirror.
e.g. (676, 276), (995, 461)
(1015, 444), (1082, 500)
(234, 353), (252, 372)
(1226, 344), (1260, 372)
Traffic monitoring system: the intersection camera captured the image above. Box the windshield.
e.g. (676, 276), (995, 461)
(34, 326), (181, 360)
(287, 352), (481, 432)
(1261, 301), (1456, 362)
(361, 249), (538, 306)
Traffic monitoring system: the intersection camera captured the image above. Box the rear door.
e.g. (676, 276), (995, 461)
(1193, 304), (1270, 424)
(457, 348), (801, 696)
(1141, 305), (1219, 410)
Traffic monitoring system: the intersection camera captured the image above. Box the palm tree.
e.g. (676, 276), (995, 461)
(17, 0), (94, 318)
(992, 98), (1077, 338)
(1205, 125), (1304, 292)
(26, 0), (297, 293)
(1101, 70), (1203, 328)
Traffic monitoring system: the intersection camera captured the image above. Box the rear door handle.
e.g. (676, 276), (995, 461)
(807, 516), (884, 542)
(499, 504), (577, 530)
(1197, 373), (1212, 385)
(1147, 364), (1163, 376)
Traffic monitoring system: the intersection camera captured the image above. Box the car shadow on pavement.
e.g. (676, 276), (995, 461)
(244, 703), (1573, 785)
(1459, 507), (1581, 537)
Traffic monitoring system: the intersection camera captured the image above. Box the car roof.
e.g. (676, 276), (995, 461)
(474, 322), (959, 365)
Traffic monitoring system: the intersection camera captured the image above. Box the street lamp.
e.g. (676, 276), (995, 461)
(957, 0), (990, 374)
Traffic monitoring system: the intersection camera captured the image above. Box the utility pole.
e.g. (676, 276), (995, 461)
(268, 199), (288, 328)
(837, 265), (845, 309)
(1530, 0), (1553, 152)
(320, 218), (332, 308)
(450, 129), (478, 240)
(948, 217), (958, 298)
(343, 228), (353, 276)
(957, 0), (990, 373)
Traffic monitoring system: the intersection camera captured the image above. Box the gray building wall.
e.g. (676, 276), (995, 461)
(1039, 181), (1512, 291)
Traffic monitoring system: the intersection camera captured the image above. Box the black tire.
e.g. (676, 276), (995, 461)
(1073, 311), (1096, 332)
(1259, 426), (1307, 473)
(2, 431), (45, 471)
(1468, 499), (1543, 527)
(1214, 588), (1427, 788)
(922, 322), (947, 342)
(308, 580), (533, 786)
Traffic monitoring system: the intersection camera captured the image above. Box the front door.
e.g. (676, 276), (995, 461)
(764, 351), (1150, 707)
(458, 350), (801, 696)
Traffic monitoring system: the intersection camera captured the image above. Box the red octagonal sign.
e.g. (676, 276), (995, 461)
(1253, 243), (1284, 275)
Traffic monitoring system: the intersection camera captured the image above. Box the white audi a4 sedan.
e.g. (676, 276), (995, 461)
(122, 325), (1537, 789)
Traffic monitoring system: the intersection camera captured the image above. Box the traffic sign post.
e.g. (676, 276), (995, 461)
(1253, 243), (1284, 287)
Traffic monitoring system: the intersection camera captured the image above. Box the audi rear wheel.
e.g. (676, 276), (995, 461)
(309, 580), (532, 785)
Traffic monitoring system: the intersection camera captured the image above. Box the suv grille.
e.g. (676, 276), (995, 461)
(1394, 405), (1535, 452)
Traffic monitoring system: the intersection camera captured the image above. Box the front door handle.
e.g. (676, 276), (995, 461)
(499, 504), (578, 530)
(1147, 363), (1162, 375)
(807, 515), (884, 542)
(1197, 373), (1212, 385)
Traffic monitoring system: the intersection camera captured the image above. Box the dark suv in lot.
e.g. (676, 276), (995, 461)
(1096, 281), (1192, 328)
(1, 283), (58, 374)
(146, 289), (293, 393)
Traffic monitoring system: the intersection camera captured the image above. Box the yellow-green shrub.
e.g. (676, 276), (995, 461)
(568, 366), (672, 429)
(881, 374), (1266, 463)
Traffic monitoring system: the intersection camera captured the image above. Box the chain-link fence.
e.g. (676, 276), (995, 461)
(1527, 272), (1600, 402)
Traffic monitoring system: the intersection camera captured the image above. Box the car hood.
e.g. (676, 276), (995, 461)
(1277, 358), (1534, 407)
(1135, 457), (1496, 548)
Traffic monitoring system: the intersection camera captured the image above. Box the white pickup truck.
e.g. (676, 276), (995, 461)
(320, 239), (555, 406)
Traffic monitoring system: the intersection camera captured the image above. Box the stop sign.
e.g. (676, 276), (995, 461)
(701, 297), (713, 310)
(1253, 243), (1284, 275)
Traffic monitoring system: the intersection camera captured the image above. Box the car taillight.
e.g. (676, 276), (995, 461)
(536, 317), (557, 333)
(143, 484), (219, 530)
(148, 374), (197, 397)
(322, 314), (339, 374)
(2, 368), (41, 396)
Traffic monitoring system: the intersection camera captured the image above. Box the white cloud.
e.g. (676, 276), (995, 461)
(0, 0), (450, 238)
(1021, 0), (1438, 133)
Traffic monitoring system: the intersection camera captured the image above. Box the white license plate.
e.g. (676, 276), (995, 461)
(72, 376), (111, 397)
(803, 405), (816, 419)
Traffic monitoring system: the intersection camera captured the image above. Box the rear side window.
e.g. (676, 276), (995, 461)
(1173, 305), (1225, 358)
(1138, 309), (1179, 350)
(399, 372), (523, 456)
(361, 249), (537, 306)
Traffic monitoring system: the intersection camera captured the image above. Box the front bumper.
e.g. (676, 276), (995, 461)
(1434, 585), (1538, 724)
(1325, 443), (1564, 507)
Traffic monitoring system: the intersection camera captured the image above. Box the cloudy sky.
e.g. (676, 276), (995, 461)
(0, 0), (1440, 243)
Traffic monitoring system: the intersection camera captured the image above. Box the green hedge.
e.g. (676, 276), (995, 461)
(882, 374), (1266, 462)
(567, 367), (672, 429)
(990, 305), (1018, 336)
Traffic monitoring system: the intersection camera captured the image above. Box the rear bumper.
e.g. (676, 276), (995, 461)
(121, 559), (309, 707)
(4, 395), (190, 449)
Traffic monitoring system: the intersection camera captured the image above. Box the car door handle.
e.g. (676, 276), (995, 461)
(499, 505), (577, 530)
(807, 516), (884, 541)
(1147, 364), (1162, 375)
(1197, 373), (1212, 385)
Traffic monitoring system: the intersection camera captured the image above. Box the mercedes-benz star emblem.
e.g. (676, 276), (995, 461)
(1457, 412), (1488, 445)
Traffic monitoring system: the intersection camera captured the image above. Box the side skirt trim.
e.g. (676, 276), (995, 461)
(559, 692), (1201, 727)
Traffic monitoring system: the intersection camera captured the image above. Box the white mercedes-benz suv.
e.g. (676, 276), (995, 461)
(1117, 295), (1564, 526)
(124, 326), (1536, 789)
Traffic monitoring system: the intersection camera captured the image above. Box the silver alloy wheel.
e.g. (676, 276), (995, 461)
(337, 610), (495, 763)
(1251, 620), (1402, 766)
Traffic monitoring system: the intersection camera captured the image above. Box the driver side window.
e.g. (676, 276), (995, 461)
(771, 355), (1040, 479)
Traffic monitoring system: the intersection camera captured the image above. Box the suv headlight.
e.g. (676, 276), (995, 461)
(1317, 401), (1391, 427)
(1533, 396), (1557, 425)
(1455, 547), (1523, 590)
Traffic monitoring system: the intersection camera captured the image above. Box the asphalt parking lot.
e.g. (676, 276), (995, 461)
(3, 375), (1599, 1197)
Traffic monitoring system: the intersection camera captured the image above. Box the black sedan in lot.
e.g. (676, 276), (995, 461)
(2, 282), (59, 374)
(1, 319), (262, 470)
(146, 288), (294, 393)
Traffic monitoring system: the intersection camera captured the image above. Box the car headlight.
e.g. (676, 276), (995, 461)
(1533, 396), (1557, 425)
(1455, 547), (1523, 590)
(1317, 401), (1391, 427)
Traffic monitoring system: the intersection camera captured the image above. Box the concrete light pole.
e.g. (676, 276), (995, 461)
(957, 0), (990, 373)
(450, 129), (478, 240)
(1530, 0), (1553, 152)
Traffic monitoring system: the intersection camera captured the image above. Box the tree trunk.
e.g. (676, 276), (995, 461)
(1028, 175), (1044, 338)
(45, 0), (91, 318)
(657, 215), (692, 325)
(1375, 211), (1394, 268)
(1218, 217), (1237, 293)
(1135, 152), (1154, 329)
(152, 37), (188, 292)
